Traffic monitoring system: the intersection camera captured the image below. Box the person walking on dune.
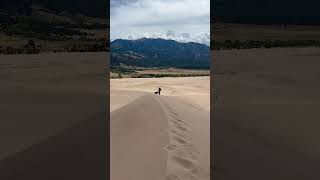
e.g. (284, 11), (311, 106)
(154, 87), (162, 95)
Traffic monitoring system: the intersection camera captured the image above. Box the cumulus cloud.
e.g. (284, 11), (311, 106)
(111, 0), (210, 45)
(116, 31), (210, 45)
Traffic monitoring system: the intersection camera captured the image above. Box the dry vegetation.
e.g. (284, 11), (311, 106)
(0, 8), (108, 54)
(110, 67), (209, 78)
(211, 23), (320, 49)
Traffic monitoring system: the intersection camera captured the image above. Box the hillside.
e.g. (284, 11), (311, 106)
(211, 23), (320, 50)
(0, 0), (108, 54)
(111, 38), (210, 69)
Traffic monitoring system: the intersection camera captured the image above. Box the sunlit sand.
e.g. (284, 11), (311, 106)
(111, 77), (210, 180)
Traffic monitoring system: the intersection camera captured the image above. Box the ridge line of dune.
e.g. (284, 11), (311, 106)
(152, 95), (200, 180)
(110, 94), (169, 180)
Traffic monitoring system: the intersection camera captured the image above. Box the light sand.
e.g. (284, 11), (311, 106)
(111, 77), (210, 180)
(213, 48), (320, 179)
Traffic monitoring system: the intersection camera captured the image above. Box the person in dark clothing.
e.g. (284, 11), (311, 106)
(158, 87), (161, 95)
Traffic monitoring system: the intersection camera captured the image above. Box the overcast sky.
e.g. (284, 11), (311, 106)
(110, 0), (210, 45)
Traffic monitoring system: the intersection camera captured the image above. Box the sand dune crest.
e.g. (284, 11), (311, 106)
(111, 81), (210, 180)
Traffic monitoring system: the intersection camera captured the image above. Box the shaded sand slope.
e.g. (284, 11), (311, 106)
(0, 110), (107, 180)
(111, 91), (210, 180)
(111, 95), (168, 180)
(213, 48), (320, 179)
(110, 89), (145, 112)
(0, 52), (108, 179)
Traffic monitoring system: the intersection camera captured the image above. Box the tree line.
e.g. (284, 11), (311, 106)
(0, 40), (108, 55)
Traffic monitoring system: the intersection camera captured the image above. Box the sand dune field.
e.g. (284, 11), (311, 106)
(213, 47), (320, 179)
(111, 77), (210, 180)
(0, 52), (108, 180)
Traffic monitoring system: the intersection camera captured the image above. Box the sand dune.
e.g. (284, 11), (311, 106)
(111, 77), (210, 111)
(213, 48), (320, 179)
(111, 77), (210, 180)
(0, 52), (108, 179)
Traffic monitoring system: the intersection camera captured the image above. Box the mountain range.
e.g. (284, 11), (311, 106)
(0, 0), (108, 54)
(111, 38), (210, 69)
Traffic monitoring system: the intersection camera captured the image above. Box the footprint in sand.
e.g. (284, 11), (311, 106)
(172, 117), (189, 125)
(171, 118), (188, 126)
(171, 119), (187, 127)
(172, 135), (188, 145)
(170, 129), (187, 137)
(169, 111), (179, 116)
(171, 156), (196, 170)
(175, 125), (188, 132)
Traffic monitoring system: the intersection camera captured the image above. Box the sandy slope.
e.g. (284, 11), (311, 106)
(213, 48), (320, 179)
(111, 77), (210, 112)
(0, 52), (108, 179)
(111, 77), (210, 180)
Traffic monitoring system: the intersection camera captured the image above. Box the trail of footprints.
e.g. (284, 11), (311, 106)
(163, 101), (200, 180)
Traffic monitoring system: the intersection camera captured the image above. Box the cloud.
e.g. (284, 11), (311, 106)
(111, 0), (210, 44)
(117, 30), (210, 45)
